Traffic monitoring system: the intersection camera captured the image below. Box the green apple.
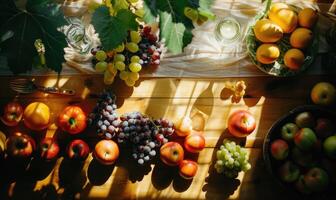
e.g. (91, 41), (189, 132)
(278, 161), (300, 183)
(311, 82), (336, 106)
(295, 112), (315, 128)
(294, 128), (317, 151)
(304, 167), (329, 192)
(323, 135), (336, 159)
(281, 123), (299, 141)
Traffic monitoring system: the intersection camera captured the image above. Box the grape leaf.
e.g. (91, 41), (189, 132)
(0, 0), (67, 74)
(143, 0), (215, 54)
(92, 7), (138, 51)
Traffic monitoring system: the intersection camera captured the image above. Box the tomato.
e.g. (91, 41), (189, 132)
(1, 102), (23, 126)
(58, 106), (87, 134)
(23, 102), (50, 131)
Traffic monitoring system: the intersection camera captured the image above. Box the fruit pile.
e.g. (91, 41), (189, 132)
(215, 139), (251, 178)
(91, 26), (163, 87)
(269, 110), (336, 194)
(253, 3), (318, 71)
(117, 112), (173, 165)
(159, 116), (206, 179)
(0, 101), (120, 164)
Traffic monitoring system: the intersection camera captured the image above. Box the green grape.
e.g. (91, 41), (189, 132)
(104, 70), (115, 85)
(215, 140), (251, 178)
(115, 61), (125, 71)
(184, 7), (198, 22)
(129, 62), (142, 72)
(129, 72), (139, 81)
(242, 163), (251, 172)
(114, 54), (125, 62)
(125, 79), (135, 87)
(131, 55), (140, 63)
(119, 71), (129, 80)
(216, 160), (224, 167)
(95, 50), (107, 61)
(107, 63), (117, 75)
(95, 61), (107, 72)
(128, 0), (139, 3)
(126, 42), (139, 53)
(134, 8), (144, 18)
(130, 31), (142, 44)
(216, 150), (222, 159)
(115, 43), (125, 53)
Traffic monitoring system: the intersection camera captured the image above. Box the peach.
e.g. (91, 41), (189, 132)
(184, 132), (206, 153)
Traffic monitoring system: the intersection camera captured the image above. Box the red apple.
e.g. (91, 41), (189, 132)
(39, 137), (60, 161)
(179, 160), (198, 179)
(1, 102), (23, 127)
(93, 140), (119, 165)
(67, 139), (90, 160)
(294, 128), (317, 151)
(315, 118), (334, 139)
(6, 132), (36, 159)
(278, 161), (300, 183)
(228, 110), (256, 138)
(160, 142), (184, 166)
(311, 82), (336, 106)
(184, 132), (206, 153)
(303, 167), (329, 192)
(174, 116), (193, 137)
(270, 139), (289, 160)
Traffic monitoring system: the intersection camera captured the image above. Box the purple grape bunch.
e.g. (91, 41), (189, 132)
(137, 26), (163, 67)
(88, 92), (120, 139)
(117, 112), (174, 165)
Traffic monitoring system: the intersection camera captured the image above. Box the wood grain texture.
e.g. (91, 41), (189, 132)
(0, 74), (336, 200)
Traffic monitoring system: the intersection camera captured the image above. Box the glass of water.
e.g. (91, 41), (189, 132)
(214, 17), (241, 46)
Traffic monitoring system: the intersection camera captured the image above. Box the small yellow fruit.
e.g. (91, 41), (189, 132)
(290, 28), (313, 49)
(256, 44), (280, 64)
(269, 7), (298, 33)
(253, 19), (283, 43)
(284, 48), (305, 70)
(269, 3), (290, 14)
(298, 8), (318, 28)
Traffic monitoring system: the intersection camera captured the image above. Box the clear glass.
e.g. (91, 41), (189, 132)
(215, 17), (241, 46)
(63, 17), (92, 54)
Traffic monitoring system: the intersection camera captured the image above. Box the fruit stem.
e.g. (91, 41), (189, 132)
(69, 118), (76, 126)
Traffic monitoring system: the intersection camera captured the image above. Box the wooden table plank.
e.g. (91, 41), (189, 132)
(0, 75), (335, 200)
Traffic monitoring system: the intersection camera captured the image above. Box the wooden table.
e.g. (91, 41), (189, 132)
(0, 74), (335, 200)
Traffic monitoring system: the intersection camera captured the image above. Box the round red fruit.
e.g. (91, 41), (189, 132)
(179, 160), (198, 179)
(270, 139), (289, 160)
(228, 110), (256, 138)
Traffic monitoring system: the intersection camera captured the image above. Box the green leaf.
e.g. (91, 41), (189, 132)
(92, 7), (138, 51)
(159, 11), (192, 54)
(143, 0), (215, 54)
(0, 0), (67, 74)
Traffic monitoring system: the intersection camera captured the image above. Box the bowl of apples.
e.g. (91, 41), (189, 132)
(263, 105), (336, 197)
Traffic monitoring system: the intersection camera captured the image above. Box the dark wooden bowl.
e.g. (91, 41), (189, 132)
(263, 105), (336, 199)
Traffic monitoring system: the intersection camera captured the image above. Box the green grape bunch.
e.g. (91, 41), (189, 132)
(214, 139), (251, 178)
(91, 25), (163, 87)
